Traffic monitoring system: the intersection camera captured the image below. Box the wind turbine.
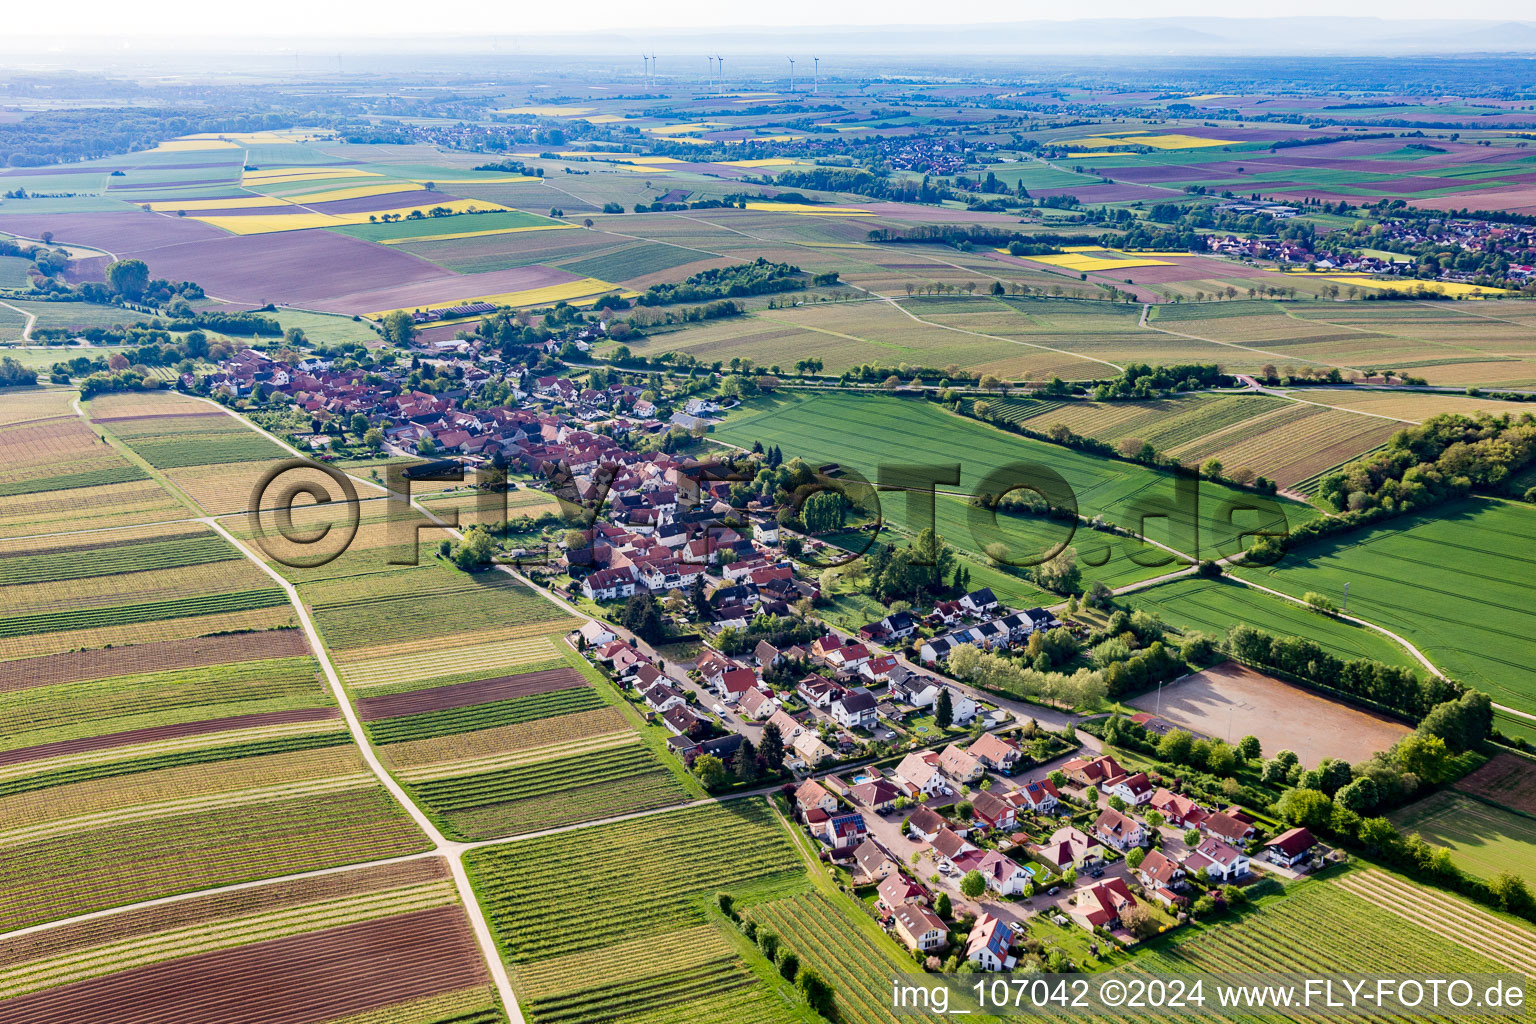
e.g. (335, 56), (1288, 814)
(641, 53), (649, 86)
(813, 56), (819, 95)
(707, 55), (715, 92)
(648, 53), (657, 86)
(716, 55), (725, 91)
(787, 57), (795, 94)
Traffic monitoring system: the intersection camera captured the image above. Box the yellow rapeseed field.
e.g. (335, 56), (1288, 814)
(193, 198), (511, 235)
(283, 182), (419, 204)
(1065, 133), (1235, 150)
(1324, 276), (1512, 298)
(1022, 253), (1176, 271)
(368, 276), (630, 319)
(140, 195), (290, 212)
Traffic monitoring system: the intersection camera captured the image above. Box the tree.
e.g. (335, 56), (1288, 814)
(800, 490), (848, 534)
(416, 436), (437, 457)
(759, 722), (785, 771)
(1121, 902), (1160, 939)
(1396, 733), (1450, 784)
(1488, 872), (1535, 916)
(1238, 735), (1262, 761)
(450, 528), (496, 572)
(381, 310), (417, 347)
(1048, 769), (1067, 789)
(775, 946), (799, 981)
(1125, 847), (1146, 871)
(1157, 729), (1194, 764)
(363, 428), (383, 450)
(350, 413), (369, 437)
(797, 970), (835, 1016)
(105, 259), (149, 300)
(620, 594), (665, 643)
(935, 687), (954, 728)
(1107, 794), (1127, 812)
(1275, 787), (1333, 829)
(734, 738), (759, 783)
(934, 891), (952, 919)
(1083, 785), (1100, 807)
(1184, 829), (1202, 847)
(693, 754), (729, 790)
(960, 869), (986, 899)
(1144, 809), (1165, 828)
(1032, 546), (1081, 595)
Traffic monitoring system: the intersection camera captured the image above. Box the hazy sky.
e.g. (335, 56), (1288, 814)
(8, 0), (1534, 38)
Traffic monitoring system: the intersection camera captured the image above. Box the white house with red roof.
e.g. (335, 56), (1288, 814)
(1264, 826), (1318, 867)
(1183, 836), (1250, 881)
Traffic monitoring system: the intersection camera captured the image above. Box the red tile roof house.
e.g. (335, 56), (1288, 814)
(1264, 826), (1318, 867)
(938, 744), (985, 785)
(967, 733), (1023, 774)
(1011, 778), (1061, 815)
(1203, 809), (1259, 844)
(1136, 849), (1186, 899)
(928, 827), (977, 870)
(960, 850), (1032, 896)
(797, 676), (842, 708)
(737, 686), (776, 720)
(877, 874), (927, 913)
(1035, 827), (1103, 872)
(1183, 836), (1251, 882)
(893, 902), (949, 953)
(966, 913), (1017, 971)
(971, 790), (1017, 832)
(717, 667), (760, 702)
(1092, 807), (1147, 851)
(1062, 754), (1125, 787)
(1072, 877), (1138, 932)
(795, 779), (837, 818)
(1104, 770), (1155, 807)
(849, 779), (902, 814)
(821, 811), (869, 850)
(1149, 788), (1209, 829)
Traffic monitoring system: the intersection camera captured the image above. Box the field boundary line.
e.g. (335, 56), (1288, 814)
(1139, 308), (1365, 373)
(0, 300), (37, 343)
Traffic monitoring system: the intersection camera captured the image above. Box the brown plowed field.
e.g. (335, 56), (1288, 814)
(0, 905), (487, 1024)
(0, 629), (311, 692)
(1454, 753), (1536, 816)
(0, 858), (449, 968)
(0, 706), (340, 766)
(355, 666), (584, 721)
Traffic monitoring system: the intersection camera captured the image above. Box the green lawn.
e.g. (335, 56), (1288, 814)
(1127, 575), (1418, 667)
(1233, 498), (1536, 714)
(716, 392), (1308, 590)
(1389, 791), (1536, 883)
(332, 208), (563, 242)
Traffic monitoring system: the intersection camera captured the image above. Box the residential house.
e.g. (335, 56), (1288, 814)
(971, 790), (1016, 832)
(852, 839), (898, 883)
(1106, 771), (1155, 807)
(831, 690), (879, 731)
(793, 730), (834, 767)
(1036, 826), (1102, 872)
(966, 914), (1017, 971)
(858, 654), (900, 684)
(826, 642), (871, 672)
(717, 667), (759, 703)
(1013, 778), (1061, 814)
(797, 676), (842, 708)
(1092, 808), (1147, 851)
(877, 875), (926, 913)
(905, 805), (948, 842)
(928, 827), (977, 871)
(1149, 788), (1209, 829)
(1062, 754), (1125, 787)
(737, 686), (776, 720)
(893, 903), (949, 953)
(577, 620), (617, 646)
(938, 744), (985, 785)
(968, 733), (1023, 774)
(766, 708), (806, 743)
(1073, 878), (1137, 931)
(1264, 827), (1318, 867)
(968, 850), (1032, 896)
(849, 779), (901, 814)
(795, 779), (837, 818)
(895, 751), (950, 797)
(579, 568), (637, 603)
(1136, 849), (1185, 894)
(960, 588), (1000, 616)
(1184, 836), (1250, 881)
(821, 811), (868, 850)
(660, 705), (703, 737)
(641, 682), (687, 714)
(1204, 810), (1258, 845)
(753, 639), (784, 668)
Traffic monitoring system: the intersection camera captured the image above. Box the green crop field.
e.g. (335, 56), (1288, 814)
(1128, 576), (1418, 667)
(1131, 871), (1532, 1006)
(466, 800), (809, 1022)
(717, 392), (1311, 581)
(1390, 792), (1536, 883)
(1233, 498), (1536, 714)
(333, 208), (564, 242)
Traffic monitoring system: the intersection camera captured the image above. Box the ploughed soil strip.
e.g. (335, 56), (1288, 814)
(0, 859), (450, 968)
(0, 706), (341, 767)
(0, 905), (487, 1024)
(0, 630), (311, 693)
(355, 666), (585, 722)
